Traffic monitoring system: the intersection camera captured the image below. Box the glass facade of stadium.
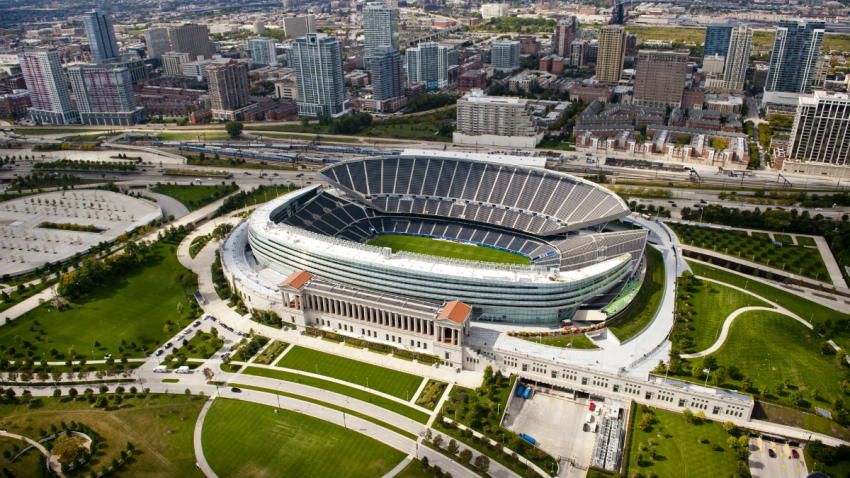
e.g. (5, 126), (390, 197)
(248, 198), (636, 324)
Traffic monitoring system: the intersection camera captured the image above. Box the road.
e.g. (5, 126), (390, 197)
(749, 436), (808, 478)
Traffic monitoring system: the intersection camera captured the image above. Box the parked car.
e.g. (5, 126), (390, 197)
(231, 387), (241, 393)
(194, 320), (201, 327)
(768, 449), (775, 458)
(589, 402), (595, 411)
(176, 334), (184, 340)
(155, 349), (164, 356)
(164, 342), (173, 349)
(792, 450), (799, 459)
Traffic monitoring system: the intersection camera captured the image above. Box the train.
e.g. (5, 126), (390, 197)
(149, 141), (402, 163)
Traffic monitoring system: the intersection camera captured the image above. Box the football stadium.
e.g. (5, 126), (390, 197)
(244, 150), (648, 324)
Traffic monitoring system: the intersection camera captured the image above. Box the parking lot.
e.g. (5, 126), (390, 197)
(503, 387), (601, 477)
(749, 436), (808, 478)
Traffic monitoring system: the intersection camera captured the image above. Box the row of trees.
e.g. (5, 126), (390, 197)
(33, 159), (136, 171)
(315, 112), (374, 135)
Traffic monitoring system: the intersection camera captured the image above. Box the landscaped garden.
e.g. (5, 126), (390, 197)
(151, 182), (238, 211)
(669, 223), (831, 282)
(608, 246), (665, 342)
(175, 327), (225, 359)
(276, 345), (424, 401)
(796, 236), (817, 247)
(415, 380), (447, 410)
(626, 405), (747, 478)
(253, 340), (289, 365)
(520, 334), (598, 349)
(202, 399), (406, 478)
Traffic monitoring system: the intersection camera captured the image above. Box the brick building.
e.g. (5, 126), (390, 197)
(458, 70), (486, 93)
(0, 90), (31, 119)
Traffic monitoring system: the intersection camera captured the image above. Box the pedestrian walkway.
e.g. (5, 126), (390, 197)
(193, 397), (219, 478)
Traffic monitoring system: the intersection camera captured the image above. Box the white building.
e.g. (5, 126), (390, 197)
(287, 33), (348, 117)
(406, 42), (449, 90)
(249, 36), (278, 67)
(481, 3), (509, 19)
(785, 91), (850, 176)
(362, 5), (399, 68)
(453, 89), (543, 147)
(182, 59), (213, 81)
(162, 51), (190, 77)
(491, 41), (520, 71)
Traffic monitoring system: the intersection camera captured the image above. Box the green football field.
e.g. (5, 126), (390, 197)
(366, 234), (531, 265)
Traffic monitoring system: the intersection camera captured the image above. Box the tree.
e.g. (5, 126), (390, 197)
(738, 435), (749, 449)
(421, 456), (429, 470)
(225, 121), (244, 139)
(95, 396), (108, 408)
(728, 436), (739, 449)
(203, 367), (215, 381)
(683, 408), (694, 422)
(474, 454), (490, 473)
(724, 421), (737, 434)
(448, 439), (459, 456)
(53, 434), (85, 465)
(170, 270), (196, 297)
(459, 449), (473, 465)
(433, 434), (443, 448)
(68, 388), (78, 400)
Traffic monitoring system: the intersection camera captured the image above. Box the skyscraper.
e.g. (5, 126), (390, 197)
(68, 64), (146, 125)
(282, 15), (317, 41)
(250, 37), (278, 67)
(162, 52), (190, 76)
(363, 5), (399, 67)
(370, 46), (404, 101)
(168, 24), (214, 61)
(632, 50), (688, 108)
(207, 59), (251, 114)
(287, 33), (348, 117)
(491, 41), (520, 71)
(18, 48), (79, 124)
(553, 16), (578, 58)
(144, 27), (172, 60)
(788, 91), (850, 166)
(406, 42), (449, 90)
(597, 25), (626, 85)
(766, 20), (825, 94)
(83, 9), (120, 64)
(453, 89), (541, 148)
(704, 23), (734, 58)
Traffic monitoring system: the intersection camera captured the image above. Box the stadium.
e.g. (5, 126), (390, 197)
(244, 149), (648, 324)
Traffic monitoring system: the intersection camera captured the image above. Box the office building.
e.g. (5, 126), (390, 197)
(788, 91), (850, 167)
(491, 41), (520, 71)
(17, 48), (79, 124)
(406, 42), (449, 90)
(703, 24), (752, 94)
(288, 33), (348, 117)
(553, 16), (578, 58)
(370, 46), (404, 101)
(253, 21), (265, 34)
(162, 51), (190, 77)
(250, 37), (278, 68)
(632, 50), (688, 108)
(703, 53), (725, 76)
(704, 23), (734, 58)
(597, 25), (626, 85)
(453, 89), (542, 147)
(68, 64), (146, 126)
(363, 5), (399, 67)
(144, 27), (172, 60)
(282, 15), (317, 41)
(182, 59), (213, 80)
(766, 20), (825, 94)
(168, 24), (215, 61)
(282, 0), (300, 7)
(207, 58), (251, 119)
(570, 40), (587, 67)
(83, 9), (120, 64)
(275, 78), (298, 100)
(480, 3), (509, 19)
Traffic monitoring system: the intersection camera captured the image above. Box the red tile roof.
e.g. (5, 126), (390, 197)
(279, 270), (313, 290)
(438, 301), (471, 324)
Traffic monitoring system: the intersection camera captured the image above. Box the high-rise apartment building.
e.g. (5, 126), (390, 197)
(703, 24), (752, 93)
(363, 5), (399, 67)
(569, 40), (586, 67)
(144, 27), (172, 60)
(553, 16), (578, 58)
(162, 52), (190, 77)
(518, 36), (541, 55)
(625, 32), (637, 60)
(183, 59), (213, 80)
(632, 50), (688, 108)
(250, 37), (278, 67)
(491, 41), (520, 71)
(168, 24), (214, 61)
(83, 9), (120, 64)
(766, 20), (825, 94)
(596, 25), (627, 85)
(481, 4), (509, 19)
(704, 23), (734, 58)
(207, 59), (250, 115)
(282, 0), (300, 7)
(282, 15), (317, 41)
(18, 48), (79, 124)
(287, 33), (348, 117)
(788, 91), (850, 166)
(370, 46), (404, 101)
(68, 64), (146, 125)
(453, 89), (542, 147)
(406, 42), (449, 90)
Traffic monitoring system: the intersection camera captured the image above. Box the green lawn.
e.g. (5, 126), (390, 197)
(676, 277), (772, 353)
(796, 236), (817, 246)
(0, 236), (196, 361)
(276, 345), (423, 400)
(366, 234), (531, 265)
(202, 399), (407, 478)
(774, 234), (795, 244)
(242, 366), (429, 423)
(754, 400), (850, 441)
(0, 278), (58, 313)
(609, 246), (665, 342)
(440, 376), (516, 440)
(626, 406), (741, 478)
(670, 223), (831, 282)
(157, 132), (233, 141)
(520, 334), (599, 349)
(395, 459), (433, 478)
(677, 310), (843, 408)
(151, 183), (238, 211)
(0, 394), (204, 478)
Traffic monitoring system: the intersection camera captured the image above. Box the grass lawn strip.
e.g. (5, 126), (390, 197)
(0, 394), (204, 478)
(394, 458), (434, 478)
(366, 234), (531, 265)
(521, 334), (599, 349)
(609, 246), (666, 342)
(231, 383), (417, 439)
(276, 345), (423, 400)
(676, 277), (772, 353)
(0, 236), (196, 361)
(242, 366), (429, 423)
(202, 399), (406, 478)
(150, 183), (237, 211)
(796, 236), (817, 247)
(626, 405), (741, 478)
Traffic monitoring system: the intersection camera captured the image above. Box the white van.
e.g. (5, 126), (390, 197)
(153, 365), (168, 373)
(586, 413), (593, 424)
(175, 366), (192, 374)
(592, 423), (598, 433)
